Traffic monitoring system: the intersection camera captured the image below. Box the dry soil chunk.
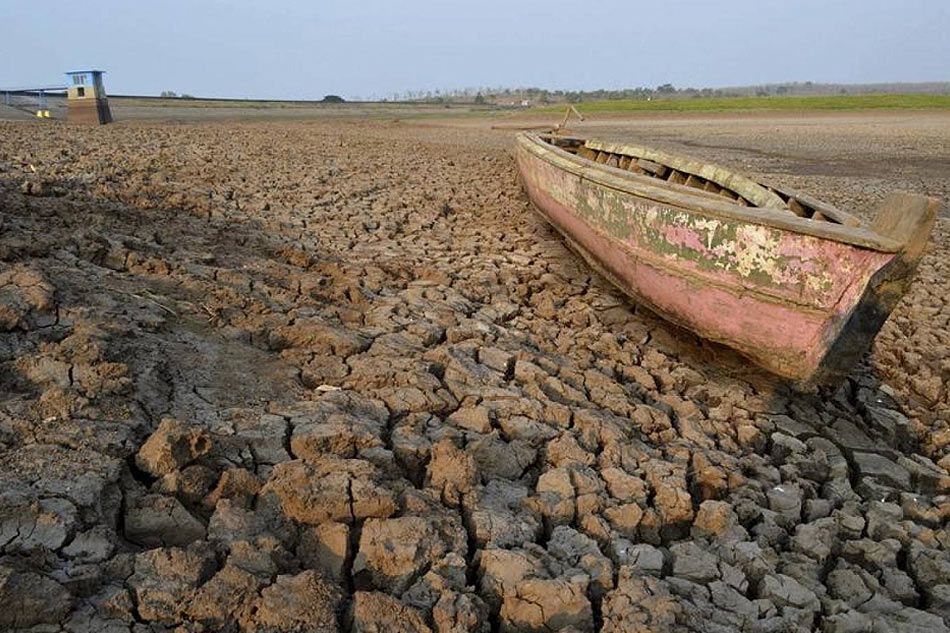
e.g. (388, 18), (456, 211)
(287, 391), (389, 460)
(128, 546), (216, 623)
(534, 465), (606, 526)
(433, 590), (491, 633)
(465, 479), (541, 548)
(427, 438), (478, 506)
(259, 457), (397, 525)
(601, 569), (682, 633)
(547, 525), (614, 597)
(604, 502), (644, 539)
(206, 467), (261, 510)
(235, 413), (292, 464)
(350, 590), (433, 633)
(447, 405), (493, 434)
(207, 497), (291, 548)
(254, 569), (342, 632)
(758, 573), (820, 611)
(670, 541), (720, 584)
(767, 483), (803, 523)
(616, 542), (665, 577)
(154, 464), (218, 507)
(499, 574), (593, 633)
(355, 515), (467, 594)
(269, 316), (372, 355)
(693, 499), (747, 543)
(642, 459), (694, 529)
(186, 563), (263, 628)
(124, 493), (206, 547)
(478, 547), (549, 609)
(601, 467), (648, 502)
(791, 517), (838, 563)
(135, 418), (212, 477)
(0, 264), (56, 330)
(874, 608), (950, 633)
(0, 565), (73, 629)
(0, 492), (77, 553)
(477, 545), (593, 632)
(907, 543), (950, 612)
(467, 432), (536, 481)
(298, 521), (350, 581)
(61, 525), (115, 563)
(852, 452), (912, 490)
(867, 501), (905, 541)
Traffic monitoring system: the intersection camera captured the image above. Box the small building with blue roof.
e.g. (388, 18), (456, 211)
(65, 70), (112, 124)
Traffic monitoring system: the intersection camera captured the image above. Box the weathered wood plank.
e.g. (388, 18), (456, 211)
(586, 138), (788, 210)
(788, 197), (810, 218)
(685, 174), (705, 189)
(575, 146), (595, 160)
(765, 182), (862, 227)
(637, 158), (668, 177)
(668, 170), (687, 185)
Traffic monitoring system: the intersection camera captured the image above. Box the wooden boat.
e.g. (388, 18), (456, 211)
(515, 133), (939, 384)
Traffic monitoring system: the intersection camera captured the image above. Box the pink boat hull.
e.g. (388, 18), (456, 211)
(515, 133), (937, 383)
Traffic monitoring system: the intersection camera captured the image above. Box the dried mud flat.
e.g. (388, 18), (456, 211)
(0, 112), (949, 633)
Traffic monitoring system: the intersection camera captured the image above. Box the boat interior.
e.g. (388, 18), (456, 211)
(541, 135), (861, 227)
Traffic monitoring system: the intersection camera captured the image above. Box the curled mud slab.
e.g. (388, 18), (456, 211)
(0, 115), (949, 633)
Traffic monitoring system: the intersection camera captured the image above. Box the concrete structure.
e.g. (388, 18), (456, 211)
(66, 70), (112, 124)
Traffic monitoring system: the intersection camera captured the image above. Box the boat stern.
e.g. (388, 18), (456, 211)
(808, 193), (940, 385)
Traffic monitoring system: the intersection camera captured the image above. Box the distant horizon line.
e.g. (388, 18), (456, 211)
(138, 79), (950, 102)
(145, 79), (950, 102)
(6, 79), (949, 103)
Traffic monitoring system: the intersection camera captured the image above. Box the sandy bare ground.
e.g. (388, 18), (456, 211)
(0, 110), (948, 632)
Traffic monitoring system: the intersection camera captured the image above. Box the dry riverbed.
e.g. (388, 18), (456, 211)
(1, 111), (949, 632)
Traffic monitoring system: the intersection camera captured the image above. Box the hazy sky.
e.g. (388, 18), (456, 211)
(3, 0), (949, 100)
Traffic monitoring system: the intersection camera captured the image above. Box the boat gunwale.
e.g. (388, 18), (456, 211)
(518, 132), (902, 253)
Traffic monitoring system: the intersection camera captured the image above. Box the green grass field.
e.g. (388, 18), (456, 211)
(533, 93), (950, 114)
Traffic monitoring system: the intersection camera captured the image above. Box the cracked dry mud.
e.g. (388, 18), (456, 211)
(0, 114), (949, 633)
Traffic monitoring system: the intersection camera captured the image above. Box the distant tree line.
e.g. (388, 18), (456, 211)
(387, 81), (950, 105)
(159, 90), (195, 99)
(386, 84), (748, 105)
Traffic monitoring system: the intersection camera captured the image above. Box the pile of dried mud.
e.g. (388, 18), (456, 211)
(0, 118), (948, 632)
